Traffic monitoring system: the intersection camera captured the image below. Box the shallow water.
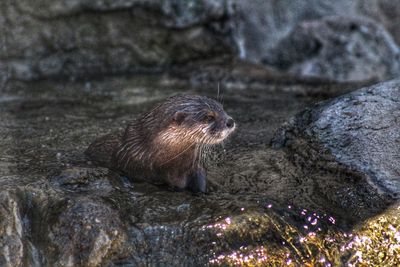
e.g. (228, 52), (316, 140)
(0, 75), (312, 186)
(0, 75), (398, 266)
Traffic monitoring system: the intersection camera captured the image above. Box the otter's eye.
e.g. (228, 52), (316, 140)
(204, 115), (215, 123)
(174, 112), (187, 125)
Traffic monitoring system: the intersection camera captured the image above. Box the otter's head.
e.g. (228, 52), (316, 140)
(165, 95), (235, 145)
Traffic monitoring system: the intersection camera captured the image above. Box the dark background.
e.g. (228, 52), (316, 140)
(1, 0), (399, 84)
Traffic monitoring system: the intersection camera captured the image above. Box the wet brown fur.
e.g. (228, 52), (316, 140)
(85, 94), (235, 192)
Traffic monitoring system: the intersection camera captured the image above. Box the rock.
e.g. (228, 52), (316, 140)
(233, 0), (400, 62)
(357, 0), (400, 46)
(169, 57), (346, 88)
(232, 0), (356, 61)
(272, 79), (400, 219)
(51, 167), (115, 194)
(3, 0), (400, 82)
(262, 16), (400, 82)
(232, 0), (400, 81)
(1, 0), (234, 80)
(0, 192), (24, 267)
(15, 0), (232, 27)
(45, 198), (126, 267)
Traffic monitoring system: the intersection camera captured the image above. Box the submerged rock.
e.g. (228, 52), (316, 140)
(263, 16), (400, 82)
(272, 79), (400, 219)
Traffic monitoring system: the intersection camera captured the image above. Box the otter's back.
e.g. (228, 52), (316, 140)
(85, 132), (122, 168)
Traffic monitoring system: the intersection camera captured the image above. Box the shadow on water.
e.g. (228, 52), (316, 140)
(0, 75), (398, 266)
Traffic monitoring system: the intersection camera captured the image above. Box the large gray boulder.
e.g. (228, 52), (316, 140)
(233, 0), (356, 61)
(262, 16), (400, 82)
(232, 0), (400, 82)
(272, 80), (400, 217)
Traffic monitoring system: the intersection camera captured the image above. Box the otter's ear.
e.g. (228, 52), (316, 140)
(173, 112), (186, 125)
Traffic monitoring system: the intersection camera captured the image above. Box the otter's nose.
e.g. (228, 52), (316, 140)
(226, 118), (235, 129)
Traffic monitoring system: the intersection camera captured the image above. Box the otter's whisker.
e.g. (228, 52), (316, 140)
(158, 130), (202, 167)
(217, 82), (220, 102)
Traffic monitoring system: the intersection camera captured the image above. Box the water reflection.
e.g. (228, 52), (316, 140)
(206, 204), (400, 266)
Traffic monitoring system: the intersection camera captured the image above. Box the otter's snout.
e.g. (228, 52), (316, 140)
(226, 118), (235, 129)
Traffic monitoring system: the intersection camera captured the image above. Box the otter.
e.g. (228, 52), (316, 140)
(85, 94), (235, 193)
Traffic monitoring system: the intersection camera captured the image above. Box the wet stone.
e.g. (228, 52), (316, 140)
(0, 192), (24, 267)
(51, 167), (115, 195)
(272, 79), (400, 220)
(44, 198), (127, 267)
